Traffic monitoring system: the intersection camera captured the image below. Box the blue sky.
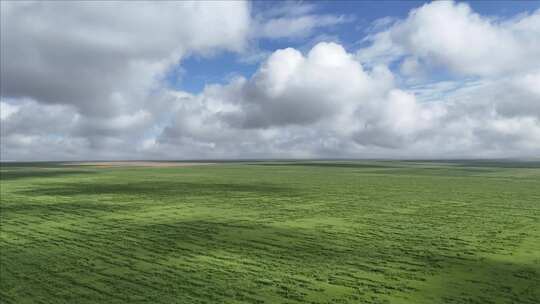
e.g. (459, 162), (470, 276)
(172, 1), (540, 93)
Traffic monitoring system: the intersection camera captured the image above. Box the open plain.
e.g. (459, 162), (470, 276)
(1, 160), (539, 303)
(63, 162), (215, 168)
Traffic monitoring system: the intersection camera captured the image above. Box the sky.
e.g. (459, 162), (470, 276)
(1, 0), (539, 161)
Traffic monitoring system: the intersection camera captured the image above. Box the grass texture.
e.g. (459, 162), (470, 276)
(1, 161), (539, 303)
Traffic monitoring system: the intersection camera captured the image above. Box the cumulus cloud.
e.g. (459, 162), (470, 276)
(213, 43), (389, 129)
(1, 1), (250, 160)
(155, 39), (539, 159)
(0, 1), (249, 115)
(358, 1), (540, 76)
(1, 1), (539, 160)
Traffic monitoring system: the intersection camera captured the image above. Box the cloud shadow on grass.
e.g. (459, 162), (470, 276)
(248, 162), (394, 169)
(0, 169), (98, 181)
(17, 181), (297, 198)
(7, 216), (536, 303)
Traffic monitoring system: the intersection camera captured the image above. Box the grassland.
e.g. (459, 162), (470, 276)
(1, 160), (539, 303)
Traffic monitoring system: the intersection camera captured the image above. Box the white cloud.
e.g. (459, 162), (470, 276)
(0, 1), (249, 116)
(1, 1), (250, 160)
(1, 1), (539, 161)
(358, 1), (540, 77)
(252, 2), (351, 40)
(215, 43), (391, 129)
(0, 102), (19, 121)
(257, 15), (349, 39)
(155, 39), (540, 159)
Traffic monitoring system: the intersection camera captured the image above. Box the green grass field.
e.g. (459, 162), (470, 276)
(1, 161), (539, 303)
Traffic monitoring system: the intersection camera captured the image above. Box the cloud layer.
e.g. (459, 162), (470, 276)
(1, 1), (539, 160)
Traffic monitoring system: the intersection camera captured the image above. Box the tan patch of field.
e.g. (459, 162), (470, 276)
(64, 161), (215, 168)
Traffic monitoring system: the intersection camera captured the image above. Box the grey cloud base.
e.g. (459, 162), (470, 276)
(1, 1), (539, 161)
